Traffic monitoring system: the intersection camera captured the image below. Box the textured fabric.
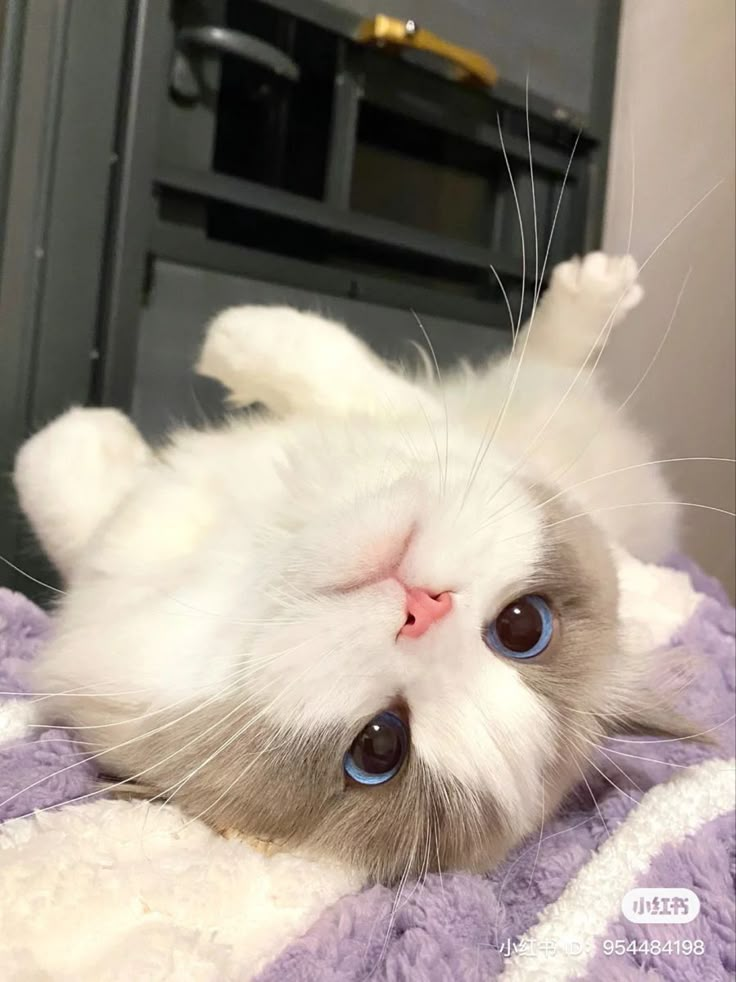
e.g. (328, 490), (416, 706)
(582, 811), (735, 981)
(0, 591), (96, 822)
(499, 758), (734, 980)
(0, 796), (362, 980)
(0, 557), (733, 981)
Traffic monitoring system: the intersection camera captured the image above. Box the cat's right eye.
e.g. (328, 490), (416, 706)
(483, 594), (554, 660)
(343, 711), (408, 786)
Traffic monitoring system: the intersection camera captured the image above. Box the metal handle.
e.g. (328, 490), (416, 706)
(355, 15), (497, 88)
(177, 26), (300, 82)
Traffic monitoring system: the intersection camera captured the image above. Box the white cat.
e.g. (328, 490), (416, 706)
(14, 253), (693, 882)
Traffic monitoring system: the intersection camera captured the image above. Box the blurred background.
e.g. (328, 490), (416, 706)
(0, 0), (733, 596)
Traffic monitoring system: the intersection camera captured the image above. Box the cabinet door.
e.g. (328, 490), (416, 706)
(133, 260), (508, 440)
(329, 0), (609, 122)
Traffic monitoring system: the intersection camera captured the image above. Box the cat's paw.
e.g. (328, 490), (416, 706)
(549, 252), (644, 325)
(197, 305), (438, 420)
(14, 408), (151, 575)
(196, 305), (357, 413)
(15, 407), (149, 496)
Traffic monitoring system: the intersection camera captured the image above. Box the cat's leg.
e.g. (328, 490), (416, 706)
(197, 305), (438, 420)
(14, 408), (152, 578)
(514, 252), (644, 367)
(492, 253), (677, 561)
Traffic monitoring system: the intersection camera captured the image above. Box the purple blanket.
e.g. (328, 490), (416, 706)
(1, 558), (734, 981)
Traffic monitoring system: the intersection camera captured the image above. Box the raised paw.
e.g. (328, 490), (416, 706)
(549, 252), (644, 325)
(14, 408), (151, 576)
(197, 305), (439, 420)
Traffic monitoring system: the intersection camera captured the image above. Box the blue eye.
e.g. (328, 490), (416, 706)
(484, 594), (554, 660)
(344, 711), (408, 786)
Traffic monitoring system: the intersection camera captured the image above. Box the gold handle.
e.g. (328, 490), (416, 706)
(355, 15), (498, 88)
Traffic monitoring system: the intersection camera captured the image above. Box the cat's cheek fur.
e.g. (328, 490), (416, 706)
(409, 662), (554, 825)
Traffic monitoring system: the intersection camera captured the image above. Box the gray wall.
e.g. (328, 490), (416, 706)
(603, 0), (736, 597)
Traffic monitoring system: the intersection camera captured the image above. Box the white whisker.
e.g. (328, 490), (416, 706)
(411, 308), (449, 497)
(0, 553), (65, 594)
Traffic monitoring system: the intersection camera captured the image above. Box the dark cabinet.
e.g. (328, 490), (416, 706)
(0, 0), (621, 593)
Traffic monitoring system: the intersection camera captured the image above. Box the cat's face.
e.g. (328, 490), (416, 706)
(43, 415), (629, 881)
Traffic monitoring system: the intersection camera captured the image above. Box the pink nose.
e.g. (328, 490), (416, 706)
(399, 587), (453, 639)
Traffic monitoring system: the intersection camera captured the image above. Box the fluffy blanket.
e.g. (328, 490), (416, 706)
(1, 554), (734, 981)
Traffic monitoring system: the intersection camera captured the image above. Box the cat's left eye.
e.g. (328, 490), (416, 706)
(343, 711), (408, 786)
(483, 594), (554, 660)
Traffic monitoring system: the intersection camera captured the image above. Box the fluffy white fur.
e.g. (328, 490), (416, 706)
(14, 252), (680, 852)
(0, 797), (362, 980)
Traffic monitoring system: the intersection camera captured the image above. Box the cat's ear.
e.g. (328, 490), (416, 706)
(602, 641), (717, 747)
(14, 408), (151, 580)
